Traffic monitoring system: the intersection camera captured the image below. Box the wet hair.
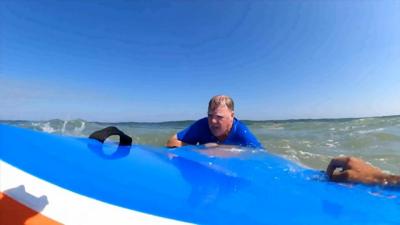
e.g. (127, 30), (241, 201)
(208, 95), (234, 112)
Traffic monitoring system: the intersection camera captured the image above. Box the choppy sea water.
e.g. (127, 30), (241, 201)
(2, 115), (400, 174)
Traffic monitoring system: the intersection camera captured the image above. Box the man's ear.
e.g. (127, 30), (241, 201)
(231, 111), (235, 118)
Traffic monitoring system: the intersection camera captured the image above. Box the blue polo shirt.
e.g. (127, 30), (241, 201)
(177, 117), (262, 149)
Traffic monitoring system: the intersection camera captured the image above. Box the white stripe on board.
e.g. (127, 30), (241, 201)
(0, 160), (192, 225)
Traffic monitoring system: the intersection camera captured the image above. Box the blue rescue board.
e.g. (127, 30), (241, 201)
(0, 124), (399, 224)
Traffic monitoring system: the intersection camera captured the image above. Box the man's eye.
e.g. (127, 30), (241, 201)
(208, 114), (225, 120)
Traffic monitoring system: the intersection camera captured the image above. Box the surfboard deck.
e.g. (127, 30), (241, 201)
(1, 124), (399, 224)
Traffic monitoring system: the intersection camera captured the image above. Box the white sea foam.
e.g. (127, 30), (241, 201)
(358, 128), (384, 134)
(61, 120), (68, 134)
(41, 122), (55, 133)
(325, 143), (335, 148)
(280, 145), (291, 149)
(74, 121), (86, 134)
(298, 151), (317, 157)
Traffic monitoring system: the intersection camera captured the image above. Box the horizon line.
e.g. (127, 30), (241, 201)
(1, 114), (399, 124)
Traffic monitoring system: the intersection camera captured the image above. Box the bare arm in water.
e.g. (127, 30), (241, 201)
(326, 156), (400, 186)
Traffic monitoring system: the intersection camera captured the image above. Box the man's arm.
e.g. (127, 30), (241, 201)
(166, 134), (185, 148)
(326, 156), (400, 186)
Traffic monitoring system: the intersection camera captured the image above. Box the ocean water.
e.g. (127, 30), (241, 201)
(2, 115), (400, 174)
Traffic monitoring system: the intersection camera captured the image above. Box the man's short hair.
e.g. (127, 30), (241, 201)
(208, 95), (234, 112)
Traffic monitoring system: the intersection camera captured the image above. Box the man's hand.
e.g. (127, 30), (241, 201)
(326, 157), (387, 184)
(204, 143), (219, 148)
(166, 134), (184, 148)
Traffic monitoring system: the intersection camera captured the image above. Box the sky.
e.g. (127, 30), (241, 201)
(1, 0), (399, 122)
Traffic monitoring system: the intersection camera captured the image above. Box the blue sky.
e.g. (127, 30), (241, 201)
(1, 0), (399, 122)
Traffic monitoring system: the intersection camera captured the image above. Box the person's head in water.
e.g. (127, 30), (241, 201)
(166, 94), (261, 148)
(207, 95), (235, 140)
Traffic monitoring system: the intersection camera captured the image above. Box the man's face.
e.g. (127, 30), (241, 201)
(207, 105), (234, 140)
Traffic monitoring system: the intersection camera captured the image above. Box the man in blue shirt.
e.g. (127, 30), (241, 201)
(166, 95), (262, 149)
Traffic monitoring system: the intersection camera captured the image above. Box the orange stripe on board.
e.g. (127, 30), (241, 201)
(0, 192), (62, 225)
